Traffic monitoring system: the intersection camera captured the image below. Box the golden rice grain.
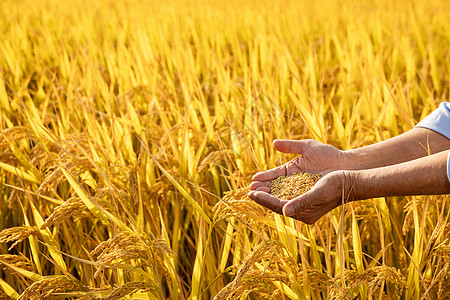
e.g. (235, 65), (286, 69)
(269, 172), (321, 200)
(213, 240), (288, 300)
(17, 275), (88, 300)
(0, 254), (33, 272)
(329, 265), (405, 299)
(41, 197), (94, 229)
(90, 231), (173, 280)
(213, 188), (269, 226)
(0, 226), (40, 250)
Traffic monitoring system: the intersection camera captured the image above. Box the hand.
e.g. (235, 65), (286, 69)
(248, 171), (355, 224)
(249, 139), (345, 194)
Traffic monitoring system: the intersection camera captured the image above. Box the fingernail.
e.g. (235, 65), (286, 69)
(283, 206), (294, 217)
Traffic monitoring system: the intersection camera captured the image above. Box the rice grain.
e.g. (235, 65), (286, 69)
(269, 172), (321, 200)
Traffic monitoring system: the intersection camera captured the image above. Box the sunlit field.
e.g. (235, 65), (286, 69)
(1, 0), (449, 298)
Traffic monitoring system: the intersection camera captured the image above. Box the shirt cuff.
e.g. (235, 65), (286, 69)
(415, 102), (450, 184)
(415, 102), (450, 140)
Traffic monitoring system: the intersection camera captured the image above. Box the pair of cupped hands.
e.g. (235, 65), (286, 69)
(248, 139), (354, 224)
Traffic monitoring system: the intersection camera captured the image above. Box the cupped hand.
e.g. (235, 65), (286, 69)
(249, 139), (345, 194)
(248, 170), (356, 224)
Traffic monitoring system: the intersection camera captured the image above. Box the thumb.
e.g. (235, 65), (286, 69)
(273, 139), (316, 155)
(282, 194), (310, 217)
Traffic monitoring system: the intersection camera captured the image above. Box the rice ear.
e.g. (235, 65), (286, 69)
(17, 275), (88, 300)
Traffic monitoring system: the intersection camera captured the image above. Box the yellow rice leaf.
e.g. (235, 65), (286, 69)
(190, 225), (204, 300)
(58, 163), (131, 232)
(193, 118), (216, 173)
(0, 260), (42, 281)
(290, 91), (324, 142)
(219, 221), (234, 272)
(128, 103), (143, 136)
(193, 96), (213, 138)
(21, 209), (42, 274)
(272, 281), (299, 300)
(27, 199), (67, 271)
(4, 183), (64, 205)
(157, 206), (180, 298)
(26, 115), (56, 145)
(0, 161), (40, 183)
(129, 292), (159, 300)
(274, 214), (298, 259)
(0, 278), (19, 299)
(406, 198), (421, 299)
(141, 141), (211, 224)
(153, 99), (179, 157)
(262, 218), (335, 255)
(0, 77), (10, 113)
(330, 103), (346, 147)
(344, 98), (362, 147)
(304, 226), (322, 271)
(351, 208), (364, 273)
(351, 207), (367, 300)
(183, 124), (195, 178)
(230, 130), (245, 173)
(86, 131), (102, 163)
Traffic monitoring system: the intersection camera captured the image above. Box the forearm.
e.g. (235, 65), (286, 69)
(344, 128), (450, 170)
(350, 150), (450, 200)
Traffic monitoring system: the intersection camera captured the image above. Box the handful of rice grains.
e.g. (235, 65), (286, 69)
(269, 172), (321, 200)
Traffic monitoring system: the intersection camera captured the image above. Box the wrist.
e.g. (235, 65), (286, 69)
(341, 170), (359, 203)
(328, 170), (358, 205)
(342, 148), (382, 171)
(341, 149), (358, 170)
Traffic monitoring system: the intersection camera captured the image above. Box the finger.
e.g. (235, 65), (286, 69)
(282, 194), (311, 217)
(273, 139), (316, 154)
(252, 165), (288, 181)
(248, 190), (258, 201)
(249, 180), (271, 190)
(255, 186), (270, 192)
(248, 191), (288, 214)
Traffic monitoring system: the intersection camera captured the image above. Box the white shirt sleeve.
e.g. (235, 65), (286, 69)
(415, 102), (450, 184)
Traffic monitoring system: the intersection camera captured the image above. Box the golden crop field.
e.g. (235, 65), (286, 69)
(1, 0), (449, 298)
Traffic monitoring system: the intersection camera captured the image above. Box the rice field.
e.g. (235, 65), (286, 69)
(0, 0), (449, 298)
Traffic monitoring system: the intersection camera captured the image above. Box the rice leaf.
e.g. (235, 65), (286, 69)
(0, 278), (19, 299)
(58, 162), (131, 232)
(140, 139), (211, 224)
(0, 162), (40, 183)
